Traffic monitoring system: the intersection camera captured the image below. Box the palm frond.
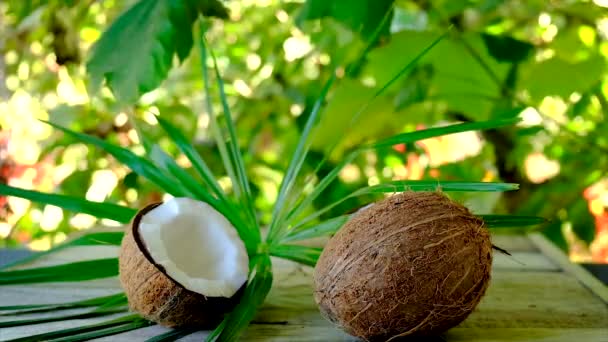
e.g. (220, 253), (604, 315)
(285, 30), (451, 220)
(156, 116), (225, 199)
(44, 121), (186, 197)
(148, 145), (213, 200)
(0, 293), (125, 315)
(0, 184), (135, 224)
(205, 40), (256, 223)
(360, 181), (519, 193)
(266, 7), (412, 245)
(0, 231), (123, 270)
(51, 319), (153, 342)
(144, 328), (199, 342)
(206, 255), (272, 341)
(281, 215), (350, 243)
(3, 314), (148, 342)
(0, 258), (117, 285)
(199, 27), (260, 243)
(269, 245), (322, 267)
(367, 117), (520, 149)
(287, 179), (519, 238)
(281, 117), (522, 236)
(480, 215), (548, 228)
(0, 308), (126, 328)
(266, 73), (337, 243)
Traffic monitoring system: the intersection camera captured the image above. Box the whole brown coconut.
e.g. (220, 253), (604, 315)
(313, 192), (492, 340)
(119, 200), (248, 328)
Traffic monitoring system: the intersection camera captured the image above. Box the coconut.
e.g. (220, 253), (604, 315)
(313, 191), (492, 340)
(118, 197), (249, 327)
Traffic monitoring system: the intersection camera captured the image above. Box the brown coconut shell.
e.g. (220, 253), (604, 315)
(119, 203), (242, 328)
(314, 192), (492, 340)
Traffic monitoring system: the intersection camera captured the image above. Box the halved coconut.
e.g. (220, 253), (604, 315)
(119, 197), (249, 327)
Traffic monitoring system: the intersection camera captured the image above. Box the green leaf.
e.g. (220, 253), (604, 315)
(87, 0), (199, 103)
(203, 37), (257, 229)
(481, 33), (534, 63)
(480, 215), (547, 228)
(297, 0), (395, 41)
(267, 73), (337, 243)
(45, 120), (185, 197)
(0, 231), (124, 271)
(286, 115), (518, 228)
(148, 144), (218, 205)
(279, 30), (450, 241)
(0, 293), (126, 315)
(360, 181), (519, 193)
(156, 116), (225, 199)
(62, 231), (124, 247)
(270, 245), (322, 267)
(365, 31), (509, 120)
(145, 328), (199, 342)
(52, 319), (153, 342)
(282, 215), (349, 243)
(0, 308), (126, 328)
(0, 258), (118, 285)
(93, 293), (130, 313)
(368, 117), (520, 149)
(198, 31), (260, 247)
(0, 184), (136, 223)
(199, 34), (240, 204)
(207, 255), (273, 342)
(280, 151), (359, 238)
(518, 55), (606, 101)
(286, 116), (519, 233)
(292, 181), (519, 230)
(3, 314), (144, 342)
(196, 0), (230, 19)
(568, 196), (596, 244)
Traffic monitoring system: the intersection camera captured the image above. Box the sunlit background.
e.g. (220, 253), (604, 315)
(0, 0), (607, 263)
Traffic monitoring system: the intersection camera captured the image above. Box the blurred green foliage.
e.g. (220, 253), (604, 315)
(1, 0), (607, 260)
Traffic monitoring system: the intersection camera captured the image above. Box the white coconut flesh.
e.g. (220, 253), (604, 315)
(138, 197), (249, 298)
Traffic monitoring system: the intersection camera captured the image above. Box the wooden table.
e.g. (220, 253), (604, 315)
(1, 233), (607, 341)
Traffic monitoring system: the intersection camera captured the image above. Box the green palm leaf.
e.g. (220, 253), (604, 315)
(3, 314), (147, 342)
(202, 36), (259, 234)
(361, 181), (519, 193)
(480, 215), (548, 228)
(206, 255), (273, 342)
(0, 258), (118, 285)
(45, 121), (186, 197)
(0, 184), (135, 223)
(144, 328), (199, 342)
(53, 319), (153, 342)
(0, 308), (126, 328)
(367, 117), (520, 149)
(148, 144), (219, 205)
(289, 180), (519, 237)
(156, 116), (225, 199)
(0, 293), (126, 315)
(266, 73), (337, 244)
(281, 117), (521, 234)
(281, 215), (350, 243)
(0, 231), (124, 271)
(199, 30), (260, 243)
(270, 245), (322, 267)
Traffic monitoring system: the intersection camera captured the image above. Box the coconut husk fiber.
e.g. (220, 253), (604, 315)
(313, 191), (492, 341)
(118, 203), (241, 328)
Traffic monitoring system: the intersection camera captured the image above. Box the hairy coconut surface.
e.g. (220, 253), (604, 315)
(119, 200), (246, 328)
(314, 192), (492, 340)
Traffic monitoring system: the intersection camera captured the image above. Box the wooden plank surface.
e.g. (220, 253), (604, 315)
(1, 233), (607, 341)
